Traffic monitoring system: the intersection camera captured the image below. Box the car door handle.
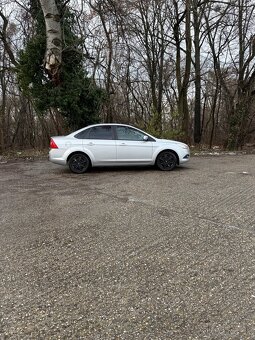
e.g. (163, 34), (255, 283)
(119, 142), (126, 146)
(88, 142), (94, 146)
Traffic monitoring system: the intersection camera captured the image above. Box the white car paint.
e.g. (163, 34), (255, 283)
(49, 123), (190, 172)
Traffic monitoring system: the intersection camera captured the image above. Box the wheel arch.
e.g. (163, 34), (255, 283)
(67, 151), (92, 166)
(155, 149), (179, 165)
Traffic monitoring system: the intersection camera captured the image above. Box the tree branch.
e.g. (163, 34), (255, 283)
(0, 10), (18, 67)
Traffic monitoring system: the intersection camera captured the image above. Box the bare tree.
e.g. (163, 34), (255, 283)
(172, 0), (192, 141)
(0, 9), (18, 151)
(204, 0), (255, 148)
(88, 0), (116, 122)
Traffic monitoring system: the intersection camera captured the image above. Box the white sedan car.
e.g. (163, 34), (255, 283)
(49, 124), (190, 173)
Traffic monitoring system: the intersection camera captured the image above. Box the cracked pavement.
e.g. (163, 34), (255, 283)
(0, 155), (255, 339)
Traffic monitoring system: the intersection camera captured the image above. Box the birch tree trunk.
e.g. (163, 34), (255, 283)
(39, 0), (62, 83)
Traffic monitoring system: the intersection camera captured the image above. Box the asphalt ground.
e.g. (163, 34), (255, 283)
(0, 155), (254, 339)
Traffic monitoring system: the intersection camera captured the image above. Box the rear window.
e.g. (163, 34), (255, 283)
(74, 128), (91, 139)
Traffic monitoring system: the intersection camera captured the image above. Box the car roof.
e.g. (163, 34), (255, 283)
(70, 123), (140, 135)
(86, 123), (134, 127)
(68, 123), (159, 141)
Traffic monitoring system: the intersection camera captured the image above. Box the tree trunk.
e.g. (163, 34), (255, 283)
(174, 0), (191, 142)
(39, 0), (62, 83)
(193, 0), (201, 144)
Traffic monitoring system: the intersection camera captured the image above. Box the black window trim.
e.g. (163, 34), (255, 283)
(74, 124), (156, 142)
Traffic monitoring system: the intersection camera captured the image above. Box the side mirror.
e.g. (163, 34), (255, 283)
(143, 135), (149, 141)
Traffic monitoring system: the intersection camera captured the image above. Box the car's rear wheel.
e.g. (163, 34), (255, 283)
(156, 151), (177, 171)
(68, 153), (90, 174)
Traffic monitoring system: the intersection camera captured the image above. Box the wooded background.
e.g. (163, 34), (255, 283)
(1, 0), (255, 151)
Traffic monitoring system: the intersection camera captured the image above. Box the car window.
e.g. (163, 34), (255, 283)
(74, 128), (91, 139)
(89, 126), (113, 140)
(116, 126), (146, 141)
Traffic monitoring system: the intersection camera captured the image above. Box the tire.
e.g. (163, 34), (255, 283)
(68, 153), (90, 174)
(156, 151), (177, 171)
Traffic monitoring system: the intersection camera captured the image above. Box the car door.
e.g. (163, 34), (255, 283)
(115, 126), (153, 164)
(82, 125), (116, 165)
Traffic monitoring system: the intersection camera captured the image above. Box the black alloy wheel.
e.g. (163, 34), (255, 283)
(156, 151), (177, 171)
(68, 153), (90, 174)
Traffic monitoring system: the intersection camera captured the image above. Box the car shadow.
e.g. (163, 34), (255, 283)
(57, 164), (190, 175)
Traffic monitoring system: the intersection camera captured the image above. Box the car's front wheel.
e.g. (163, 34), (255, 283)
(68, 153), (90, 174)
(156, 151), (177, 171)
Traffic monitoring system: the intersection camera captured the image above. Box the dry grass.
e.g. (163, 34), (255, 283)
(0, 149), (48, 161)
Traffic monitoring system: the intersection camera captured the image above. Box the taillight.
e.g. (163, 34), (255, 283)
(50, 138), (58, 149)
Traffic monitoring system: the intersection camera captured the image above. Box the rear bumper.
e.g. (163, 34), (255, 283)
(49, 149), (67, 165)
